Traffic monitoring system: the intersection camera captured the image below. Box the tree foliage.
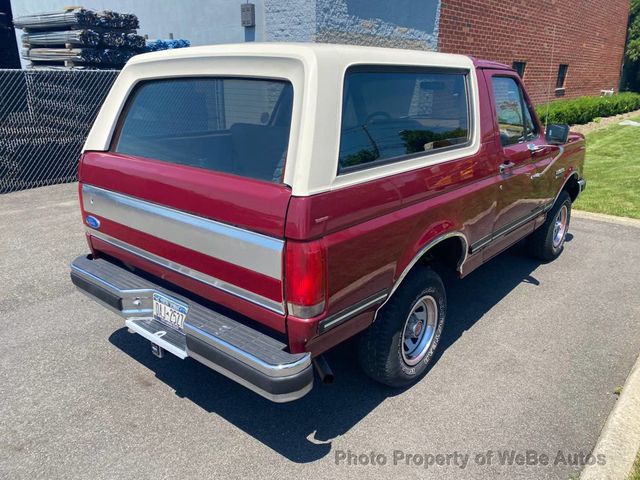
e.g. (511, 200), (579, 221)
(627, 0), (640, 62)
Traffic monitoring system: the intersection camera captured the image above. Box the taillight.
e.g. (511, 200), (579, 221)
(77, 181), (95, 255)
(285, 240), (326, 318)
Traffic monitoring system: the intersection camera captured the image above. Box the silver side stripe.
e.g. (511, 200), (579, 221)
(88, 230), (285, 314)
(82, 185), (283, 280)
(319, 290), (388, 334)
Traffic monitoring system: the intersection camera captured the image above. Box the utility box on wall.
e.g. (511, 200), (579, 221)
(241, 3), (256, 27)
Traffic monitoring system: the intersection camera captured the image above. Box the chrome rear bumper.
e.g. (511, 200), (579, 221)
(70, 255), (313, 402)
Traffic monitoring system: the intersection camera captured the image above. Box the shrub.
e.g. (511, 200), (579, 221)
(536, 92), (640, 125)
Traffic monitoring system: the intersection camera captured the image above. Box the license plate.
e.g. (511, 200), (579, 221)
(152, 292), (188, 331)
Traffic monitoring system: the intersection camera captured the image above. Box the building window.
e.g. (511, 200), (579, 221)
(512, 61), (526, 79)
(556, 64), (569, 90)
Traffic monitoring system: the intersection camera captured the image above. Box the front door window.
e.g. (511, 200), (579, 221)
(491, 76), (537, 147)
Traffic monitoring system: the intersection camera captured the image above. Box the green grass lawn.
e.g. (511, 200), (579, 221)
(629, 449), (640, 480)
(573, 117), (640, 219)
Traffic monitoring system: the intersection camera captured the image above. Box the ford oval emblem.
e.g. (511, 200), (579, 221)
(85, 215), (101, 229)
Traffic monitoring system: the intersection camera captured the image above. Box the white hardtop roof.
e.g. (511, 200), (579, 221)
(85, 43), (479, 196)
(128, 42), (474, 69)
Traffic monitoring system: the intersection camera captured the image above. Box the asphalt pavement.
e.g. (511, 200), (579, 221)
(1, 183), (639, 480)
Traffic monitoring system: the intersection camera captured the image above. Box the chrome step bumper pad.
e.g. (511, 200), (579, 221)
(70, 255), (313, 402)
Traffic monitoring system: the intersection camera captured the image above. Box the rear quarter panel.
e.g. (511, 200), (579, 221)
(287, 143), (500, 354)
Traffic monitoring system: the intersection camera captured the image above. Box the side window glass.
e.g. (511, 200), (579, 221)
(338, 69), (470, 172)
(491, 76), (525, 146)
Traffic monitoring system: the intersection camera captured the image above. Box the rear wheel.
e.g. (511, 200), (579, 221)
(527, 191), (571, 262)
(358, 265), (446, 387)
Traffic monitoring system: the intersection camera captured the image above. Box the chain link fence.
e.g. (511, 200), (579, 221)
(0, 69), (119, 194)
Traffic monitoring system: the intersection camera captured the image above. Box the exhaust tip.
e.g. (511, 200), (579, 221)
(313, 355), (334, 385)
(321, 372), (335, 385)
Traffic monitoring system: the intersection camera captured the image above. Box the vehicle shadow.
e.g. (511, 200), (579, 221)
(108, 242), (543, 463)
(431, 241), (542, 367)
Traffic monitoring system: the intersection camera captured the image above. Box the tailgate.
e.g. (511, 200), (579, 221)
(80, 153), (290, 331)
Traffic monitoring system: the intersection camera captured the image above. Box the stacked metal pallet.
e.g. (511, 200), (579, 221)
(14, 8), (144, 69)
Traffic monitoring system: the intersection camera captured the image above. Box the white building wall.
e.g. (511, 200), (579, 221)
(12, 0), (265, 68)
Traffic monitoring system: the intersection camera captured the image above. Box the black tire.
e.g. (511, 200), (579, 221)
(358, 265), (446, 387)
(527, 191), (572, 262)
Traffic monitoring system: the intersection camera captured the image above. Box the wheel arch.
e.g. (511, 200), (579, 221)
(374, 230), (468, 320)
(560, 171), (581, 202)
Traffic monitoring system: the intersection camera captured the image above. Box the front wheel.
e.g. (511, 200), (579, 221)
(527, 191), (572, 262)
(358, 265), (446, 387)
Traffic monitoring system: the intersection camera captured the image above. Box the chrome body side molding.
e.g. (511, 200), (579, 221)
(88, 230), (285, 314)
(319, 290), (388, 334)
(469, 207), (546, 253)
(471, 171), (585, 254)
(82, 184), (284, 280)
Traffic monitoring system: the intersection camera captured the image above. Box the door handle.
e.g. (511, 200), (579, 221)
(530, 172), (543, 180)
(499, 161), (515, 174)
(527, 144), (546, 155)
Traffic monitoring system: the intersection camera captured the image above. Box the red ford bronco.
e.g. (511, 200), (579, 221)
(71, 43), (586, 402)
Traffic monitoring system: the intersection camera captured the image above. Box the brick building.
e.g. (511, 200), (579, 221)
(7, 0), (630, 103)
(438, 0), (630, 103)
(262, 0), (630, 104)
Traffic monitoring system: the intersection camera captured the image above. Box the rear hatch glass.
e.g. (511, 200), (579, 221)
(114, 77), (293, 183)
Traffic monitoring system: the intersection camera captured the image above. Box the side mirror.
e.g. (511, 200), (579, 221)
(545, 124), (570, 145)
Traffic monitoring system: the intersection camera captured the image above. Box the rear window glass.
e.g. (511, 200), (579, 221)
(114, 78), (293, 183)
(338, 68), (469, 172)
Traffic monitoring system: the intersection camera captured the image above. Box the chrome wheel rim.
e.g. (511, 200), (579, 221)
(552, 205), (568, 248)
(401, 295), (438, 366)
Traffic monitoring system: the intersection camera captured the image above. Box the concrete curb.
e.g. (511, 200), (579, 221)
(572, 210), (640, 229)
(580, 353), (640, 480)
